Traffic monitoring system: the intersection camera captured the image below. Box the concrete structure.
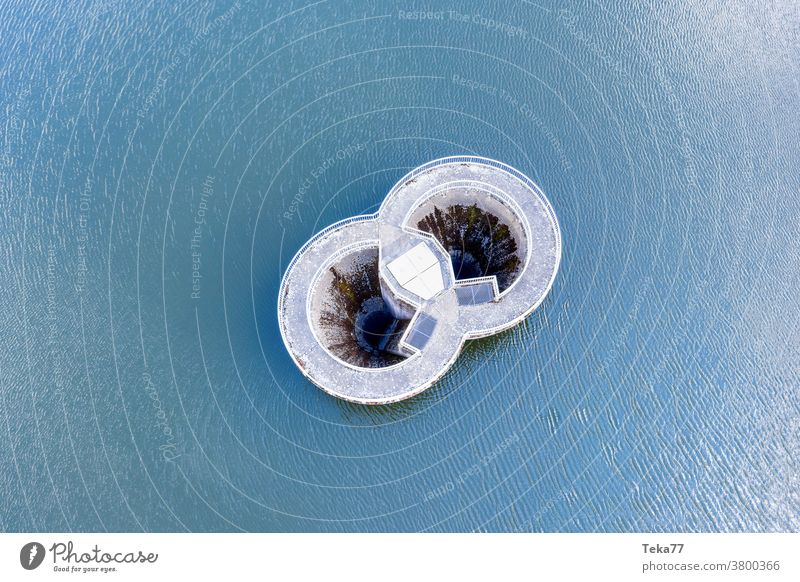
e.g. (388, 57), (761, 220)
(278, 157), (561, 404)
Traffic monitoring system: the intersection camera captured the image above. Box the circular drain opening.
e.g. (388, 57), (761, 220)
(416, 203), (523, 291)
(355, 297), (402, 353)
(311, 246), (409, 368)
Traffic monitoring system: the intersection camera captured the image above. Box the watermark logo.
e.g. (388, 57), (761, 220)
(20, 542), (46, 570)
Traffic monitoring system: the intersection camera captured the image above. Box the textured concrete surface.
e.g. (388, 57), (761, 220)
(278, 157), (561, 404)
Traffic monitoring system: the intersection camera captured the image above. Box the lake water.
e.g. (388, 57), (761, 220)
(1, 0), (798, 532)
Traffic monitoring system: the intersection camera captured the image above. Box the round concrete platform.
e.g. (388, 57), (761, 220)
(278, 156), (561, 404)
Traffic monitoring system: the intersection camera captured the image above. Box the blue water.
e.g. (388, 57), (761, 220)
(1, 0), (798, 532)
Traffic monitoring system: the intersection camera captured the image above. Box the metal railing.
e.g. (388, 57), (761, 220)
(280, 155), (561, 320)
(277, 156), (563, 397)
(383, 156), (561, 260)
(278, 213), (378, 319)
(454, 275), (500, 301)
(394, 157), (561, 341)
(302, 239), (420, 375)
(396, 176), (535, 298)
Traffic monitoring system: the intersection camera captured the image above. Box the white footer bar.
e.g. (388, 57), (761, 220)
(1, 533), (796, 581)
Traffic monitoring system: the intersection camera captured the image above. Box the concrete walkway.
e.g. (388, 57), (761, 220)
(278, 157), (561, 404)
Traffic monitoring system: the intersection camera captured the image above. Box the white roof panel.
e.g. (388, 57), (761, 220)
(386, 254), (416, 284)
(403, 277), (432, 299)
(406, 242), (438, 270)
(417, 264), (444, 298)
(385, 242), (446, 300)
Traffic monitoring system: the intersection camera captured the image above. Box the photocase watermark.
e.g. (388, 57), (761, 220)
(474, 492), (568, 533)
(448, 10), (528, 39)
(137, 59), (180, 121)
(557, 9), (632, 84)
(142, 372), (181, 462)
(650, 63), (699, 194)
(20, 540), (159, 573)
(597, 276), (652, 375)
(397, 9), (446, 21)
(283, 141), (370, 223)
(20, 542), (46, 570)
(136, 2), (242, 120)
(1, 86), (30, 168)
(424, 432), (520, 502)
(1, 88), (30, 215)
(452, 74), (572, 171)
(398, 9), (528, 38)
(87, 0), (120, 21)
(649, 277), (713, 384)
(45, 243), (66, 396)
(190, 175), (214, 300)
(75, 175), (92, 295)
(557, 6), (699, 193)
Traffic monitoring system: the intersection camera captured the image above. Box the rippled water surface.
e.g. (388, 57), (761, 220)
(1, 0), (799, 531)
